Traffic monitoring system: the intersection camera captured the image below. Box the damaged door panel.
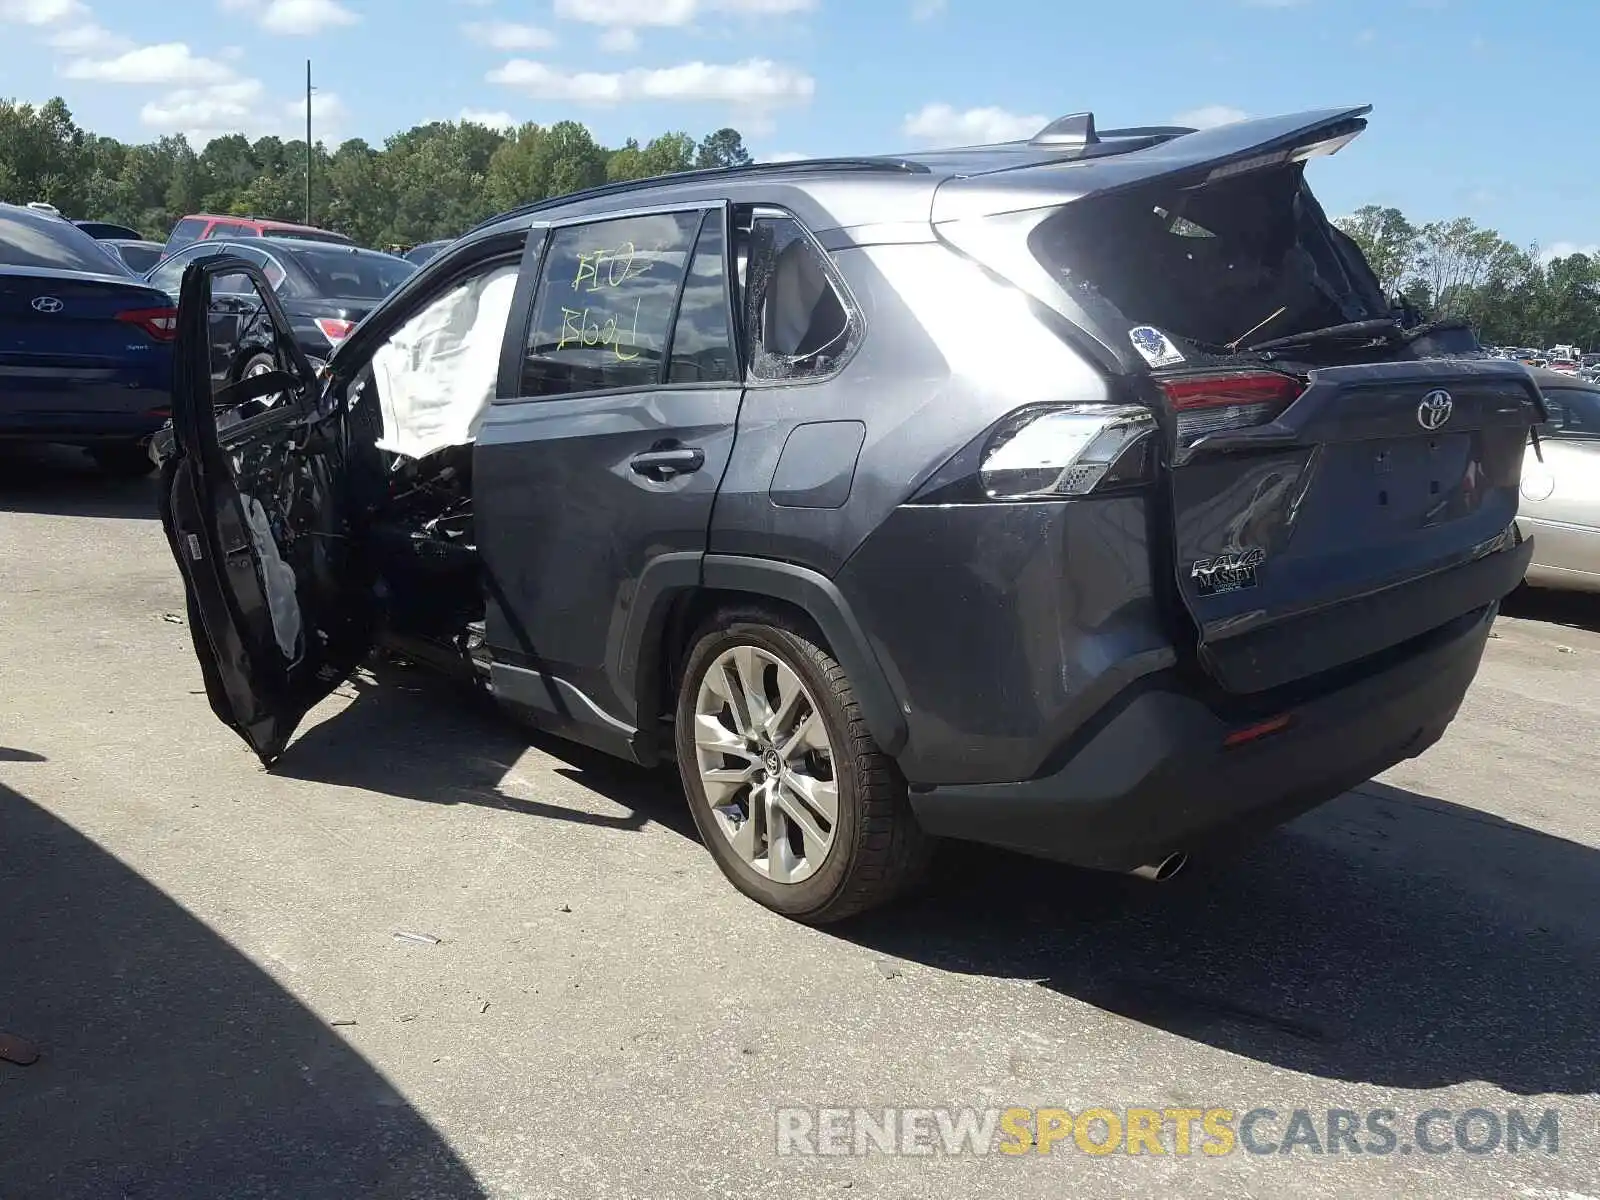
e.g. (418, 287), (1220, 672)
(158, 256), (372, 764)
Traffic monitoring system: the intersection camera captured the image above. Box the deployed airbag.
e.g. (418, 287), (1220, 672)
(371, 264), (518, 460)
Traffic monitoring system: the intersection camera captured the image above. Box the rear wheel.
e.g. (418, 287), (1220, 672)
(674, 611), (930, 924)
(88, 440), (154, 477)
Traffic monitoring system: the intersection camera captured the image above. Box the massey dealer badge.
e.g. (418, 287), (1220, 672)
(1190, 548), (1266, 596)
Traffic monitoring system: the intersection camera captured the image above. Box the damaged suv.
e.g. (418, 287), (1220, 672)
(157, 106), (1539, 923)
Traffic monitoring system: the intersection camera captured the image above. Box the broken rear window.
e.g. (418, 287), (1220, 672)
(1028, 165), (1387, 350)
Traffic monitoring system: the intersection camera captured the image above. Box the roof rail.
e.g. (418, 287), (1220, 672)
(465, 156), (930, 236)
(1030, 112), (1098, 148)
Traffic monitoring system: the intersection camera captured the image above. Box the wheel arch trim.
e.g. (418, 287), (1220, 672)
(618, 553), (910, 760)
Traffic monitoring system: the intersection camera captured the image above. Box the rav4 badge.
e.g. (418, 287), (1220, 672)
(1190, 547), (1266, 596)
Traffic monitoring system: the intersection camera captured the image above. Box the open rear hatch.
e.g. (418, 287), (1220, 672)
(1154, 359), (1536, 693)
(934, 104), (1539, 696)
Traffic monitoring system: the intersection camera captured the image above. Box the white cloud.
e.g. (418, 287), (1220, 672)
(1174, 104), (1247, 129)
(287, 87), (347, 127)
(551, 0), (812, 26)
(64, 42), (236, 85)
(902, 102), (1044, 144)
(46, 20), (131, 53)
(488, 58), (814, 107)
(760, 150), (808, 162)
(911, 0), (945, 17)
(219, 0), (359, 35)
(457, 107), (518, 132)
(1540, 242), (1600, 264)
(0, 0), (84, 24)
(140, 79), (265, 137)
(598, 26), (638, 52)
(463, 19), (556, 49)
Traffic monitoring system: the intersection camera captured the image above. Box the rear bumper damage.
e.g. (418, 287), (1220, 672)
(908, 581), (1513, 871)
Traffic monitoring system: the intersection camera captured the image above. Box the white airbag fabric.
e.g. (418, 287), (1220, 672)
(371, 264), (518, 460)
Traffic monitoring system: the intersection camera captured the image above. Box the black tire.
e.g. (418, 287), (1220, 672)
(234, 351), (274, 383)
(674, 608), (931, 924)
(88, 440), (154, 477)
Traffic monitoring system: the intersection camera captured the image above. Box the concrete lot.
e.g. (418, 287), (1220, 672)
(2, 444), (1597, 1199)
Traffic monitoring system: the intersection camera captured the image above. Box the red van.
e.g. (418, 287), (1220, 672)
(161, 214), (352, 258)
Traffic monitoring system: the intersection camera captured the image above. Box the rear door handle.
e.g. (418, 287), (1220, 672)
(629, 447), (705, 480)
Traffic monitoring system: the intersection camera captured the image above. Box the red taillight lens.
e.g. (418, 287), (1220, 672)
(117, 307), (178, 341)
(1157, 370), (1304, 447)
(314, 317), (356, 345)
(1223, 712), (1295, 748)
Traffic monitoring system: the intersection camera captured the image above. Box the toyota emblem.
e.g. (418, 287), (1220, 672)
(30, 296), (63, 314)
(1417, 389), (1454, 432)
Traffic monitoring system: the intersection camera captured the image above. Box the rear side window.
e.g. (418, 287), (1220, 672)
(667, 213), (737, 384)
(291, 247), (415, 299)
(0, 209), (124, 273)
(521, 211), (701, 398)
(1029, 165), (1388, 350)
(1539, 388), (1600, 438)
(740, 213), (856, 382)
(166, 217), (207, 251)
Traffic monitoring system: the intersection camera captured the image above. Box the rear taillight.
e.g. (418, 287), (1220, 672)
(979, 404), (1157, 500)
(117, 307), (178, 342)
(1157, 370), (1304, 448)
(314, 317), (356, 345)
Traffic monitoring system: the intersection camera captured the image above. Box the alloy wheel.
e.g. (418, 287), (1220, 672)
(693, 644), (839, 884)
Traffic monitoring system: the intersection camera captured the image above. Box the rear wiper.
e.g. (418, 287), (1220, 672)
(1246, 318), (1402, 353)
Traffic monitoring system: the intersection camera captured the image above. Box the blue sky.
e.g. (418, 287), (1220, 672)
(0, 0), (1592, 253)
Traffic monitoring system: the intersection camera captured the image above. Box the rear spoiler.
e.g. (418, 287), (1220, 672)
(930, 106), (1372, 224)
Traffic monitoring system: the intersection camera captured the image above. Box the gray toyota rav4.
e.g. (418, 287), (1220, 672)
(158, 105), (1539, 923)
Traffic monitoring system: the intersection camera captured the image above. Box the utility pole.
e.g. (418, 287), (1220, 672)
(305, 59), (313, 225)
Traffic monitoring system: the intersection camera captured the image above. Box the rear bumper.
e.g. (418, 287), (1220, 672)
(0, 405), (169, 444)
(909, 601), (1500, 871)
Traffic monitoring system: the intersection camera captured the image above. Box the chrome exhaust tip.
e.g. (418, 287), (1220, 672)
(1129, 852), (1188, 882)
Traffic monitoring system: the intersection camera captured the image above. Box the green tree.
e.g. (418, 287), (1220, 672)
(695, 127), (751, 169)
(0, 95), (752, 248)
(1334, 205), (1421, 297)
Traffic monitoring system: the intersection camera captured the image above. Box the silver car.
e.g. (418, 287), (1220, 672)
(1521, 368), (1600, 592)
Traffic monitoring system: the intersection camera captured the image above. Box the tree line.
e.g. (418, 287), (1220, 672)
(7, 96), (1595, 349)
(0, 97), (754, 249)
(1336, 206), (1600, 351)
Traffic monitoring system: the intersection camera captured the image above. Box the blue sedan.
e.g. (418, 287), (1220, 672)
(0, 203), (177, 475)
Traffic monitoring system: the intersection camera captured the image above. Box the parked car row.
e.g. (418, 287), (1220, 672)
(1487, 345), (1600, 379)
(1, 201), (418, 472)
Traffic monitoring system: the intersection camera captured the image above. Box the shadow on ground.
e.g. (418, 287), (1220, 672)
(1501, 583), (1600, 634)
(843, 779), (1600, 1097)
(0, 781), (486, 1199)
(272, 661), (697, 841)
(264, 669), (1600, 1099)
(0, 444), (158, 521)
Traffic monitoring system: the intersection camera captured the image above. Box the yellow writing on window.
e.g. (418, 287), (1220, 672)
(556, 298), (642, 362)
(573, 242), (650, 293)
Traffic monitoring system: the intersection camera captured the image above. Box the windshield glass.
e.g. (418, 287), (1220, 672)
(292, 247), (415, 299)
(1029, 164), (1388, 349)
(0, 208), (128, 274)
